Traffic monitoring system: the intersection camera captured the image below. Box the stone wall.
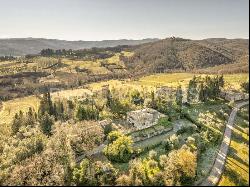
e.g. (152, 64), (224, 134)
(220, 90), (249, 101)
(132, 126), (173, 143)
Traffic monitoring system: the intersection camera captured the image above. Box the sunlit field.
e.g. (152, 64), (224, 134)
(0, 96), (40, 125)
(219, 106), (249, 186)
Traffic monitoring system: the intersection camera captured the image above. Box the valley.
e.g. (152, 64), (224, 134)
(0, 37), (249, 186)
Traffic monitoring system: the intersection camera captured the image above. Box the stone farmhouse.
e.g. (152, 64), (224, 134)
(127, 108), (166, 130)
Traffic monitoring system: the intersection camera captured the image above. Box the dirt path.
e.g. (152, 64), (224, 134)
(200, 100), (249, 186)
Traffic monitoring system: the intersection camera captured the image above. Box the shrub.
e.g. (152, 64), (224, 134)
(159, 146), (197, 185)
(131, 90), (144, 105)
(241, 81), (249, 93)
(104, 132), (133, 163)
(103, 123), (113, 138)
(162, 134), (180, 151)
(157, 117), (170, 127)
(176, 125), (196, 135)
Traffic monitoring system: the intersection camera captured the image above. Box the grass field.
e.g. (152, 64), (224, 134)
(135, 73), (249, 90)
(0, 96), (40, 139)
(87, 73), (249, 95)
(219, 105), (249, 186)
(61, 58), (111, 75)
(59, 51), (133, 75)
(0, 96), (40, 125)
(51, 88), (92, 100)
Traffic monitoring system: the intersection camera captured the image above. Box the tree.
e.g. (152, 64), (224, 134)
(175, 85), (183, 106)
(75, 105), (86, 121)
(103, 124), (114, 139)
(6, 149), (67, 186)
(40, 48), (55, 56)
(187, 76), (198, 103)
(241, 81), (249, 93)
(116, 151), (161, 186)
(72, 159), (96, 186)
(11, 112), (24, 134)
(54, 101), (65, 120)
(131, 90), (144, 105)
(75, 105), (99, 121)
(116, 174), (131, 186)
(198, 82), (206, 102)
(26, 107), (36, 127)
(218, 75), (225, 88)
(159, 146), (197, 185)
(104, 131), (133, 162)
(38, 91), (54, 118)
(107, 130), (123, 143)
(149, 91), (157, 109)
(108, 98), (130, 118)
(39, 112), (54, 135)
(72, 159), (118, 186)
(93, 161), (118, 185)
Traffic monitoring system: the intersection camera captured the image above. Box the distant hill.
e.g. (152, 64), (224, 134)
(124, 37), (249, 74)
(0, 38), (159, 56)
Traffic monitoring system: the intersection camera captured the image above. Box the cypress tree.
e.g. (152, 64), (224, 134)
(26, 107), (36, 127)
(199, 82), (206, 102)
(11, 113), (21, 134)
(176, 85), (183, 106)
(39, 112), (54, 135)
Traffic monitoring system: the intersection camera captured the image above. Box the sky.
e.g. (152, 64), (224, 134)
(0, 0), (249, 41)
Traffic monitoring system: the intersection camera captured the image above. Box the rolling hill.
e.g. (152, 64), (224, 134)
(123, 37), (249, 74)
(0, 38), (159, 56)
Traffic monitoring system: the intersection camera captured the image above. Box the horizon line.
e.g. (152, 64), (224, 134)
(0, 36), (249, 42)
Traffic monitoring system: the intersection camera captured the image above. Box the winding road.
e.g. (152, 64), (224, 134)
(200, 100), (249, 186)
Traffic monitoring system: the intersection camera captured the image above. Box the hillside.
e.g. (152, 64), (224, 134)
(0, 37), (248, 100)
(123, 38), (249, 75)
(0, 38), (159, 56)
